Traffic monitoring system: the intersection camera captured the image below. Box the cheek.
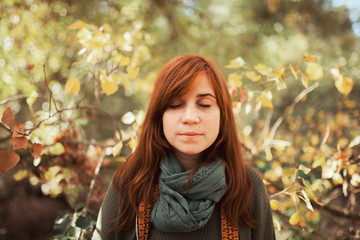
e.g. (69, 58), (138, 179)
(162, 112), (174, 137)
(207, 110), (220, 130)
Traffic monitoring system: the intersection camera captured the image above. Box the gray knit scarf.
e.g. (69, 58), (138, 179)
(150, 153), (227, 232)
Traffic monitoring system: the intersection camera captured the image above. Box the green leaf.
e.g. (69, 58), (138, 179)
(47, 142), (65, 155)
(53, 212), (72, 237)
(75, 214), (94, 229)
(298, 164), (311, 174)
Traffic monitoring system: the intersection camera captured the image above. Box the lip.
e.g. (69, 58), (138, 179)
(179, 132), (202, 136)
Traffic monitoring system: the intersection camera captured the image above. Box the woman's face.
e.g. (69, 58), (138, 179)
(162, 74), (220, 161)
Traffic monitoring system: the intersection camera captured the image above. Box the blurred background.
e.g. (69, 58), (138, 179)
(0, 0), (359, 239)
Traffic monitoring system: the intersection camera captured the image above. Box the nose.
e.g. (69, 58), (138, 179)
(181, 105), (200, 124)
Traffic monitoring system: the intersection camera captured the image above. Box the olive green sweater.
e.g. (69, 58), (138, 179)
(92, 167), (275, 240)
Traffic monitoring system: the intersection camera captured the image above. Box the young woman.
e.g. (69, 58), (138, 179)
(92, 55), (275, 240)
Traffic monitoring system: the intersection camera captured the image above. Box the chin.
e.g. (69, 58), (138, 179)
(179, 149), (203, 155)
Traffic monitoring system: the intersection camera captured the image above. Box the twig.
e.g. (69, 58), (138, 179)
(269, 171), (360, 220)
(261, 110), (272, 141)
(312, 200), (360, 220)
(270, 169), (298, 198)
(83, 149), (107, 213)
(0, 95), (25, 106)
(76, 63), (120, 108)
(266, 82), (320, 149)
(320, 123), (330, 146)
(29, 106), (121, 138)
(0, 122), (12, 142)
(43, 65), (60, 114)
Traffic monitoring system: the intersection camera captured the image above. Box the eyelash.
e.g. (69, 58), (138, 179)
(169, 104), (211, 109)
(169, 104), (181, 109)
(199, 104), (210, 108)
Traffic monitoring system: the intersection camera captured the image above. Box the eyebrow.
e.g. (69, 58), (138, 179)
(196, 93), (216, 99)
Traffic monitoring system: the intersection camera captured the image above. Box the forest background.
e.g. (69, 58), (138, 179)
(0, 0), (360, 239)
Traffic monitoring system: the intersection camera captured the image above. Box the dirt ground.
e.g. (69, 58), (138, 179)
(0, 177), (71, 240)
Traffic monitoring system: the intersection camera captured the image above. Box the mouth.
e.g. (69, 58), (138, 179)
(179, 132), (202, 136)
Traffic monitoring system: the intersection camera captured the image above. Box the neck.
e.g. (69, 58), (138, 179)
(173, 150), (202, 171)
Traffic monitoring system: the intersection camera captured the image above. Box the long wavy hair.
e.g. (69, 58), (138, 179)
(112, 55), (256, 231)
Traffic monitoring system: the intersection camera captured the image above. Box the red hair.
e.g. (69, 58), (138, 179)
(112, 55), (256, 231)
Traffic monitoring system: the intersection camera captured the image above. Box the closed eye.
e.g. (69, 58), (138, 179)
(199, 104), (211, 108)
(169, 104), (182, 109)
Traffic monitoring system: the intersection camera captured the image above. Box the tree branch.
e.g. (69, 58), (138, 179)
(261, 82), (320, 151)
(270, 169), (298, 198)
(83, 149), (107, 213)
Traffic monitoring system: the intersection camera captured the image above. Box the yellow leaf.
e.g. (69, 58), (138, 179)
(301, 73), (310, 88)
(246, 71), (261, 82)
(99, 71), (108, 82)
(258, 92), (274, 110)
(68, 21), (87, 30)
(47, 143), (65, 155)
(346, 164), (357, 176)
(332, 172), (343, 185)
(306, 63), (323, 80)
(290, 64), (298, 79)
(225, 57), (245, 68)
(270, 200), (281, 211)
(120, 57), (130, 66)
(121, 111), (136, 125)
(274, 65), (284, 78)
(330, 68), (342, 80)
(350, 173), (360, 187)
(322, 159), (337, 179)
(112, 141), (123, 157)
(101, 23), (113, 33)
(299, 164), (311, 174)
(101, 80), (118, 96)
(127, 66), (139, 80)
(265, 148), (273, 160)
(76, 27), (92, 44)
(312, 155), (325, 168)
(276, 78), (287, 90)
(289, 212), (306, 229)
(301, 189), (314, 212)
(344, 98), (356, 109)
(128, 138), (138, 152)
(64, 78), (80, 95)
(254, 63), (272, 76)
(262, 97), (273, 109)
(112, 54), (123, 64)
(228, 73), (243, 87)
(335, 77), (354, 96)
(26, 90), (38, 109)
(13, 169), (28, 181)
(349, 136), (360, 148)
(302, 53), (320, 62)
(291, 193), (300, 205)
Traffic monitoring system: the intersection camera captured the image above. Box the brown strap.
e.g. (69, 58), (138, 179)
(221, 207), (239, 239)
(138, 186), (238, 240)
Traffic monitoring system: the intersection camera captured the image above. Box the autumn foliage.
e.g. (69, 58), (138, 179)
(1, 0), (360, 239)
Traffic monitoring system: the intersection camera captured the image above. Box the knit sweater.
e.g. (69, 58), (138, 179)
(92, 167), (275, 240)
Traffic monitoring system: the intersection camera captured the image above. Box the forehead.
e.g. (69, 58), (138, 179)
(187, 73), (215, 94)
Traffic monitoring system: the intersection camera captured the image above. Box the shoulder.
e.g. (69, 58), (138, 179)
(92, 180), (121, 240)
(245, 166), (276, 239)
(245, 166), (269, 205)
(246, 166), (264, 188)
